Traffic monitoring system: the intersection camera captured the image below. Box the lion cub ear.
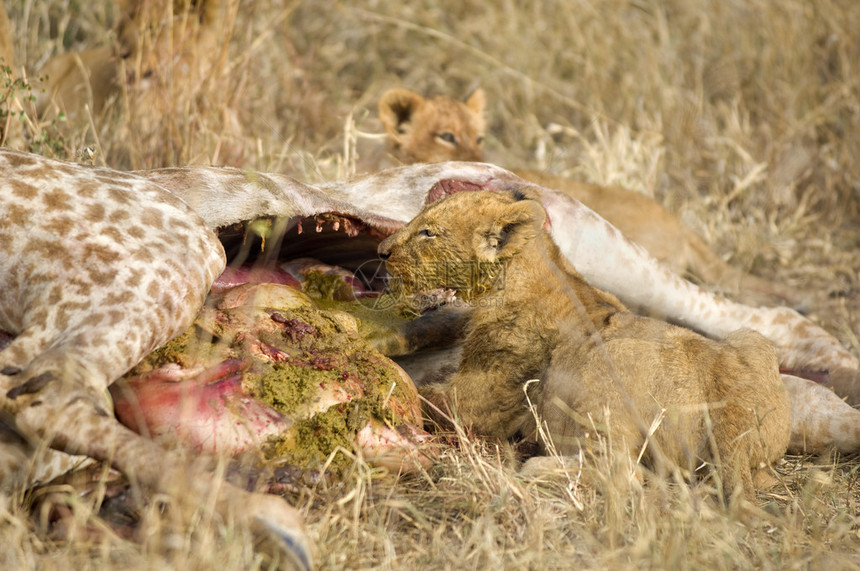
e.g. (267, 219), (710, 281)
(464, 88), (486, 118)
(379, 88), (426, 138)
(480, 189), (546, 261)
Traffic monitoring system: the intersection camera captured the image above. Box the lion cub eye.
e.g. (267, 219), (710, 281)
(418, 228), (437, 238)
(476, 136), (485, 145)
(437, 132), (457, 145)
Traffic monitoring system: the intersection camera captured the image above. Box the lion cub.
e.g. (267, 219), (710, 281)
(378, 189), (791, 500)
(378, 88), (486, 164)
(378, 88), (800, 307)
(35, 0), (222, 130)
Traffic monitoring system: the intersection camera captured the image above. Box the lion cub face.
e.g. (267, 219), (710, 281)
(378, 88), (487, 164)
(378, 189), (544, 299)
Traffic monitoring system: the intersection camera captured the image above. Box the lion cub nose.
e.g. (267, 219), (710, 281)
(377, 239), (392, 260)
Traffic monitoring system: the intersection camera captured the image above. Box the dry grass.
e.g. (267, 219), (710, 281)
(3, 0), (860, 568)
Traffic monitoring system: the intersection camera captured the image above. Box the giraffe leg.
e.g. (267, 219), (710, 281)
(2, 359), (312, 569)
(783, 374), (860, 454)
(828, 367), (860, 408)
(0, 420), (31, 496)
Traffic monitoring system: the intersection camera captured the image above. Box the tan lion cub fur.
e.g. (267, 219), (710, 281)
(0, 2), (20, 146)
(378, 87), (800, 307)
(378, 189), (791, 500)
(35, 0), (223, 131)
(0, 3), (13, 77)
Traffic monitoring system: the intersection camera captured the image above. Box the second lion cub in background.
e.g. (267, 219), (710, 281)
(377, 87), (799, 307)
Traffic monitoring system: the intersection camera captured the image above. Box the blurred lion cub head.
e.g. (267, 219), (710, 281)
(378, 88), (487, 164)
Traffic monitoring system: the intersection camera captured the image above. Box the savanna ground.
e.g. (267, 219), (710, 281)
(2, 0), (860, 568)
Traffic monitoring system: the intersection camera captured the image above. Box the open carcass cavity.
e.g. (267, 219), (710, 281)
(111, 210), (439, 475)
